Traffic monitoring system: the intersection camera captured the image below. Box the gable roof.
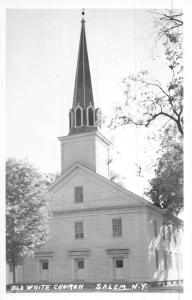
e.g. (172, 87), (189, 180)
(49, 162), (162, 213)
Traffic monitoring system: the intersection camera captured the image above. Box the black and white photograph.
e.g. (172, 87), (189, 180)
(2, 1), (187, 296)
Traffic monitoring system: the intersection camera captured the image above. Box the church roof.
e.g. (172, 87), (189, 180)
(72, 17), (94, 109)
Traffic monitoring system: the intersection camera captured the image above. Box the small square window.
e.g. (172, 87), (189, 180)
(116, 259), (123, 268)
(42, 261), (49, 270)
(74, 186), (83, 203)
(77, 260), (84, 269)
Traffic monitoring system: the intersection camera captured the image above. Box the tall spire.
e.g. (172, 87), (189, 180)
(72, 10), (94, 109)
(69, 10), (101, 135)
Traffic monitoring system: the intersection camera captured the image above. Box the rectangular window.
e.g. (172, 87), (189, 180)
(74, 186), (83, 203)
(154, 220), (157, 237)
(42, 261), (49, 270)
(112, 218), (122, 237)
(116, 259), (123, 268)
(75, 221), (84, 239)
(155, 249), (159, 269)
(77, 259), (84, 269)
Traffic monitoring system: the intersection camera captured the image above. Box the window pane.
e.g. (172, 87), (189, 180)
(75, 222), (84, 239)
(74, 186), (83, 203)
(76, 108), (81, 126)
(77, 260), (84, 269)
(88, 107), (94, 126)
(116, 259), (123, 268)
(113, 218), (122, 237)
(42, 261), (48, 270)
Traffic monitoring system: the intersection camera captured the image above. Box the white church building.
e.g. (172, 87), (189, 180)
(10, 13), (183, 284)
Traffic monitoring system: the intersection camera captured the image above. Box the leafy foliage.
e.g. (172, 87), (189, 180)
(145, 127), (183, 218)
(109, 10), (183, 137)
(6, 158), (51, 282)
(108, 10), (183, 220)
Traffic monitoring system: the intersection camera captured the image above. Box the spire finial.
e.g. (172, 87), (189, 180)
(81, 9), (85, 23)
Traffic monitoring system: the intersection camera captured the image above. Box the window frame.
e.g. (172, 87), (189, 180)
(116, 259), (123, 269)
(75, 221), (84, 239)
(112, 218), (122, 237)
(77, 259), (84, 269)
(74, 105), (83, 127)
(86, 104), (95, 126)
(74, 186), (83, 203)
(42, 260), (49, 270)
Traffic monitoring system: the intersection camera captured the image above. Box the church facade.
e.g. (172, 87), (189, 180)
(15, 15), (183, 284)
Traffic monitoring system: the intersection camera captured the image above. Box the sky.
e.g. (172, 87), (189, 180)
(6, 9), (174, 196)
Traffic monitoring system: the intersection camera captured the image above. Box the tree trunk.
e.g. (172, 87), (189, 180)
(12, 263), (16, 284)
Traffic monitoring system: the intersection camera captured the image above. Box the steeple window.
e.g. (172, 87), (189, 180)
(88, 107), (94, 126)
(75, 106), (83, 127)
(86, 105), (95, 126)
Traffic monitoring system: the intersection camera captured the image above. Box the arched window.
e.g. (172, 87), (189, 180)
(76, 108), (82, 127)
(88, 107), (94, 126)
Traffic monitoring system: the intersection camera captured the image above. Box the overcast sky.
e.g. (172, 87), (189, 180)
(6, 9), (175, 196)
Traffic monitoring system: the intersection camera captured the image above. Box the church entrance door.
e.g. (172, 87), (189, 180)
(113, 258), (124, 280)
(75, 258), (85, 281)
(40, 259), (49, 281)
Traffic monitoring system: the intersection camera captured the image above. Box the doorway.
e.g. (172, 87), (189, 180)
(40, 259), (49, 281)
(75, 258), (85, 281)
(113, 257), (124, 280)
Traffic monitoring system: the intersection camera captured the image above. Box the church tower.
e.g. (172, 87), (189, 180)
(58, 12), (112, 177)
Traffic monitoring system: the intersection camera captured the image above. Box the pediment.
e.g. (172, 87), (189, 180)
(49, 163), (153, 212)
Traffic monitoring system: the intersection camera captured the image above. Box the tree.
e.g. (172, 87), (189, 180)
(6, 158), (51, 283)
(145, 125), (183, 221)
(109, 10), (183, 137)
(108, 10), (183, 219)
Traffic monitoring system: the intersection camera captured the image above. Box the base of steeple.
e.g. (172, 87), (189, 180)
(69, 126), (97, 136)
(58, 130), (112, 178)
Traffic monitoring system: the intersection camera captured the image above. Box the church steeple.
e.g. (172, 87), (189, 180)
(69, 11), (101, 135)
(59, 11), (111, 176)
